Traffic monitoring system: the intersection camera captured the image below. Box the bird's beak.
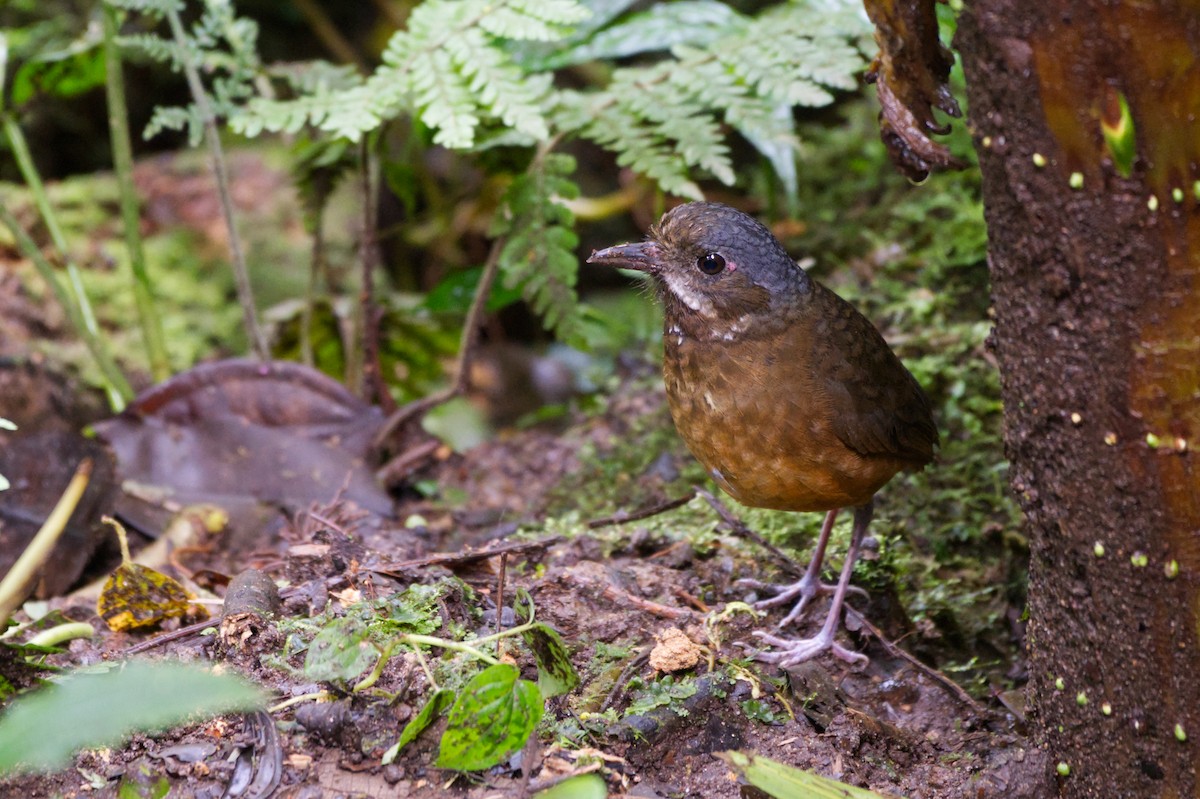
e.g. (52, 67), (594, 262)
(586, 241), (660, 273)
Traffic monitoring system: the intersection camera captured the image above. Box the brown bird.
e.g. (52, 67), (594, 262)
(588, 202), (937, 666)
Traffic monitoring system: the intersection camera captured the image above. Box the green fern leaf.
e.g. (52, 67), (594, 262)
(492, 153), (581, 340)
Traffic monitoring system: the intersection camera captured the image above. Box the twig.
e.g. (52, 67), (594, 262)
(164, 7), (268, 360)
(587, 489), (696, 529)
(377, 438), (440, 487)
(561, 572), (694, 621)
(123, 618), (219, 654)
(496, 552), (508, 660)
(103, 5), (170, 381)
(355, 141), (393, 410)
(370, 537), (560, 577)
(672, 586), (711, 613)
(373, 236), (505, 450)
(698, 489), (803, 578)
(516, 733), (541, 799)
(601, 649), (650, 712)
(300, 202), (326, 367)
(844, 606), (991, 718)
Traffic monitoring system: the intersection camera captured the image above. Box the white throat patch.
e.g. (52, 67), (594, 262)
(661, 270), (715, 317)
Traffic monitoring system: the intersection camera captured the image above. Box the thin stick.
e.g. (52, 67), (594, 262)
(561, 572), (694, 621)
(123, 618), (219, 654)
(355, 140), (390, 408)
(843, 606), (991, 717)
(373, 236), (504, 449)
(587, 490), (696, 529)
(376, 438), (440, 486)
(164, 7), (268, 360)
(698, 489), (803, 578)
(496, 552), (508, 660)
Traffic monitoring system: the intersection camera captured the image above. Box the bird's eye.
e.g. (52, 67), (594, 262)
(697, 252), (726, 275)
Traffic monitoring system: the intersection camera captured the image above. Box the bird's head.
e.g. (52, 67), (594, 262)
(587, 202), (810, 339)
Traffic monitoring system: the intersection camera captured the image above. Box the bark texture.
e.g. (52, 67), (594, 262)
(957, 2), (1200, 796)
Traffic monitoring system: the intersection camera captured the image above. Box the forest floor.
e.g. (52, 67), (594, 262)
(0, 149), (1047, 798)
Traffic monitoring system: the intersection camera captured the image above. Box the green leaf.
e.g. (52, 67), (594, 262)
(1101, 89), (1136, 178)
(436, 663), (543, 771)
(521, 623), (579, 698)
(538, 1), (737, 69)
(12, 41), (106, 106)
(531, 773), (608, 799)
(303, 616), (380, 685)
(0, 660), (265, 772)
(512, 587), (535, 625)
(718, 751), (906, 799)
(382, 688), (454, 764)
(493, 152), (582, 340)
(423, 266), (525, 315)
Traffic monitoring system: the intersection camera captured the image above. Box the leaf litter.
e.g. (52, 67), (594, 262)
(0, 362), (1042, 798)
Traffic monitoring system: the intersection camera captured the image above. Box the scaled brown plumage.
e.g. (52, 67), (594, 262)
(588, 202), (937, 666)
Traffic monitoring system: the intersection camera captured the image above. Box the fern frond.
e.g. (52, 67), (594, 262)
(106, 0), (183, 17)
(492, 153), (581, 339)
(556, 0), (867, 197)
(234, 0), (587, 148)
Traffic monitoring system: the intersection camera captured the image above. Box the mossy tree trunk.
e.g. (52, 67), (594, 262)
(956, 3), (1200, 795)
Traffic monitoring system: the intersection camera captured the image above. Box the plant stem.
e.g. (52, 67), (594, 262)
(0, 195), (132, 408)
(163, 7), (268, 360)
(373, 236), (504, 450)
(398, 634), (501, 665)
(103, 6), (171, 381)
(0, 460), (93, 624)
(27, 622), (95, 648)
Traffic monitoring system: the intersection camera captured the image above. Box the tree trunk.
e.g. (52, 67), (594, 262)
(956, 2), (1200, 796)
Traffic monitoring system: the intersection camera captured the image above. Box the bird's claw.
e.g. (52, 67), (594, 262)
(738, 576), (868, 628)
(752, 630), (868, 668)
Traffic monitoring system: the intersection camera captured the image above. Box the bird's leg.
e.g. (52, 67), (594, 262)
(753, 501), (874, 667)
(739, 508), (867, 627)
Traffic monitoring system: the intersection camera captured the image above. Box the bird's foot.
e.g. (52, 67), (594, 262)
(739, 575), (867, 628)
(751, 629), (868, 668)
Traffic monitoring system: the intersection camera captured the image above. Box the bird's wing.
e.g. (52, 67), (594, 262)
(810, 284), (939, 465)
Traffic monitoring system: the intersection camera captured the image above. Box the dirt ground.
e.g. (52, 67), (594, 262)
(0, 156), (1048, 797)
(0, 354), (1048, 799)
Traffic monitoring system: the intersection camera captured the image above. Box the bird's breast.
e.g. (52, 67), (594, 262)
(662, 328), (908, 512)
